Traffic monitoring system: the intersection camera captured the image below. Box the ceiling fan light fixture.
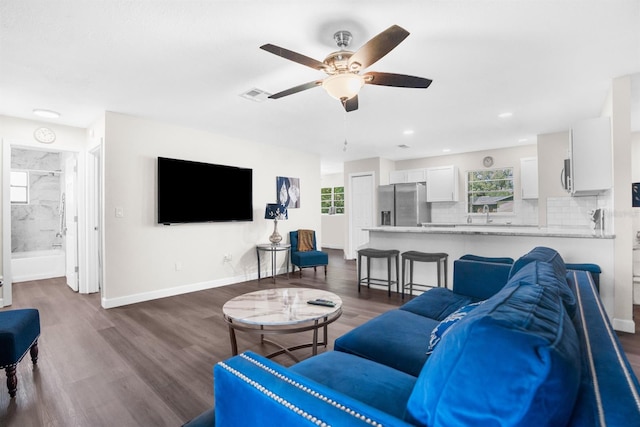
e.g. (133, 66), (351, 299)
(322, 73), (364, 101)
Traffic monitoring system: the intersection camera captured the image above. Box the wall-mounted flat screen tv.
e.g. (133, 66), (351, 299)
(157, 156), (253, 224)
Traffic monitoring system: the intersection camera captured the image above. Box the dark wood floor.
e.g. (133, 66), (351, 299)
(1, 249), (639, 426)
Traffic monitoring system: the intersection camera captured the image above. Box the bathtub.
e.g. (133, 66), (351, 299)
(11, 249), (66, 282)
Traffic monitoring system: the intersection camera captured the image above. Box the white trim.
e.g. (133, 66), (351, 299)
(612, 318), (636, 333)
(2, 139), (13, 306)
(101, 273), (261, 308)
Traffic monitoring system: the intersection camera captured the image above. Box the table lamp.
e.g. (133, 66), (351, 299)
(265, 203), (288, 244)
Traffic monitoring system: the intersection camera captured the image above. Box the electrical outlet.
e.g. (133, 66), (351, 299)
(223, 254), (232, 262)
(175, 262), (182, 271)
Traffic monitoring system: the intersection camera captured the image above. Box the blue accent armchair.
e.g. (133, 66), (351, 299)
(289, 230), (328, 277)
(0, 308), (40, 397)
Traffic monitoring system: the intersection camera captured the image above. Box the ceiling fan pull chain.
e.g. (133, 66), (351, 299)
(343, 111), (348, 152)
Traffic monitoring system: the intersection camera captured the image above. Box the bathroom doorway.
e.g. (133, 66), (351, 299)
(7, 146), (79, 291)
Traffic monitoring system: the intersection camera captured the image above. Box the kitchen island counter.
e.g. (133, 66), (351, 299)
(364, 225), (614, 239)
(360, 225), (628, 331)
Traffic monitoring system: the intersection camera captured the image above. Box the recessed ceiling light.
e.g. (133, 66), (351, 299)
(32, 109), (61, 119)
(498, 112), (513, 119)
(403, 130), (414, 135)
(518, 138), (528, 143)
(442, 148), (451, 153)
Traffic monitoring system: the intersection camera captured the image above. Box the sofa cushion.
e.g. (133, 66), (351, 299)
(509, 246), (567, 282)
(508, 260), (576, 318)
(406, 280), (582, 427)
(290, 351), (418, 420)
(334, 309), (437, 377)
(459, 254), (514, 264)
(452, 259), (512, 300)
(426, 301), (483, 355)
(399, 287), (473, 320)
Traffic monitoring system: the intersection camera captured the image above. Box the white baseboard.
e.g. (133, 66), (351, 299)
(613, 317), (636, 334)
(101, 272), (260, 309)
(321, 244), (344, 250)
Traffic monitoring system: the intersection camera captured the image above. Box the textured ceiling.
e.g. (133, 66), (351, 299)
(1, 1), (639, 174)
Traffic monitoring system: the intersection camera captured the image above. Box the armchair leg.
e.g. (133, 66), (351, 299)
(30, 341), (39, 365)
(6, 365), (17, 398)
(324, 265), (327, 276)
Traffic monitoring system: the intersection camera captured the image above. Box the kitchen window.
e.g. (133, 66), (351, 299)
(321, 186), (344, 214)
(467, 168), (514, 214)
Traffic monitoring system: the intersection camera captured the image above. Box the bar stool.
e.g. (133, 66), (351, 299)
(401, 251), (449, 299)
(357, 248), (400, 297)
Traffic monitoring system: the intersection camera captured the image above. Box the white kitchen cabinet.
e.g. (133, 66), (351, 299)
(406, 168), (427, 183)
(570, 117), (612, 196)
(520, 157), (538, 199)
(390, 168), (427, 184)
(426, 165), (459, 202)
(389, 170), (408, 184)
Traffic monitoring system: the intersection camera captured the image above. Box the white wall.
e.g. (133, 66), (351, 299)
(102, 112), (321, 307)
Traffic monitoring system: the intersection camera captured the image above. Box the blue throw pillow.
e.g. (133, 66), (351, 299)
(407, 281), (581, 427)
(426, 301), (483, 355)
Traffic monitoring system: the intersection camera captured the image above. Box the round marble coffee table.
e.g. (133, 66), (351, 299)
(222, 288), (343, 361)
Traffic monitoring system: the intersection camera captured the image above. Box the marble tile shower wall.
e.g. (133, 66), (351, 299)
(11, 149), (62, 253)
(430, 200), (539, 225)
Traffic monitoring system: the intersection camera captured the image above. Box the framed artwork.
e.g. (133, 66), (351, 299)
(633, 182), (640, 208)
(277, 176), (300, 209)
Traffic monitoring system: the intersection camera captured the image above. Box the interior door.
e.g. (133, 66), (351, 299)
(85, 146), (101, 294)
(64, 153), (79, 291)
(348, 172), (374, 259)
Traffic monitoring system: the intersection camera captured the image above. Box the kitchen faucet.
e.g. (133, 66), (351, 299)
(483, 205), (492, 224)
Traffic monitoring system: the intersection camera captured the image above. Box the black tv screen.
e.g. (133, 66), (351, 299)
(157, 157), (253, 224)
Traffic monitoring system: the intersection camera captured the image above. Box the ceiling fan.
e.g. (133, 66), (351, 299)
(260, 25), (432, 112)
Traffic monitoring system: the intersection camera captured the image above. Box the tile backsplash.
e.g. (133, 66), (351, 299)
(430, 199), (539, 225)
(546, 196), (598, 229)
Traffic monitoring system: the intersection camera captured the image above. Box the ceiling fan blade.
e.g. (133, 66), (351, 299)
(260, 44), (327, 71)
(268, 80), (323, 99)
(341, 95), (359, 112)
(348, 25), (410, 70)
(363, 72), (432, 89)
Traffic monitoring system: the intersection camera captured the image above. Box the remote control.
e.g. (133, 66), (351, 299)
(307, 299), (336, 307)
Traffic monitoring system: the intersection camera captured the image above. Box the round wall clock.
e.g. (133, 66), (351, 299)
(34, 127), (56, 144)
(483, 156), (494, 167)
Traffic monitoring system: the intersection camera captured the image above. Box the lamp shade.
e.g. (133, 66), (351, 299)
(264, 203), (288, 220)
(322, 73), (364, 100)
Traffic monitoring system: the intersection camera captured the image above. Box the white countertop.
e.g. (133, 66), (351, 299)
(365, 225), (614, 239)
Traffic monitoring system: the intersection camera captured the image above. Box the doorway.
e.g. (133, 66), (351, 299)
(348, 172), (375, 260)
(2, 143), (85, 306)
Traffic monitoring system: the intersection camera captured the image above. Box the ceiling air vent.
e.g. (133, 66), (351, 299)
(397, 144), (411, 149)
(240, 88), (271, 102)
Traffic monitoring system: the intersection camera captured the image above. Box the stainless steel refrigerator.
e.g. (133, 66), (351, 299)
(378, 183), (430, 226)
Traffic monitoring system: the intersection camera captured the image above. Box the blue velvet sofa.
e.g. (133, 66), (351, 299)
(190, 247), (640, 426)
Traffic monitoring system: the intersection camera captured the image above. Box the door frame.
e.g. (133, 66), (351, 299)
(85, 144), (102, 295)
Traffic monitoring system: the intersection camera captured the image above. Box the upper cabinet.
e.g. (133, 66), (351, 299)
(426, 165), (459, 202)
(389, 170), (408, 184)
(520, 157), (538, 199)
(570, 117), (612, 196)
(389, 168), (427, 184)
